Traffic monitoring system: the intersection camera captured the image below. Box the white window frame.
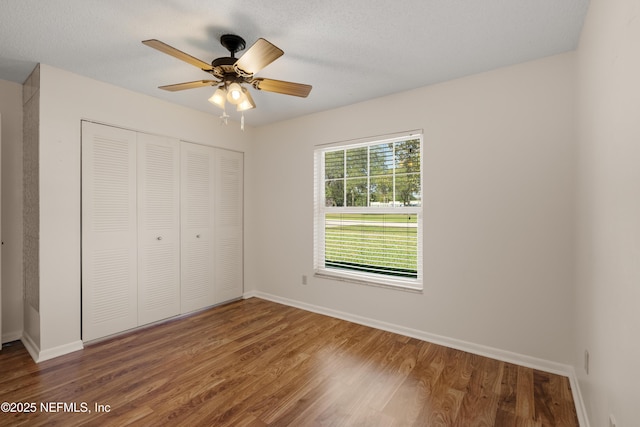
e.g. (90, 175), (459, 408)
(313, 131), (423, 292)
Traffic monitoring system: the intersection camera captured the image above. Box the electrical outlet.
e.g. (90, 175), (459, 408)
(302, 275), (308, 285)
(584, 350), (590, 374)
(609, 414), (616, 427)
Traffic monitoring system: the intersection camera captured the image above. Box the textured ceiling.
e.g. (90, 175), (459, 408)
(0, 0), (590, 127)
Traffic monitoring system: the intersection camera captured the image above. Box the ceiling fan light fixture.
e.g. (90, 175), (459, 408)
(208, 86), (227, 109)
(143, 35), (312, 129)
(226, 82), (245, 105)
(237, 87), (256, 111)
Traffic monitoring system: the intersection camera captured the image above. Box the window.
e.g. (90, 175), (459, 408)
(314, 132), (423, 291)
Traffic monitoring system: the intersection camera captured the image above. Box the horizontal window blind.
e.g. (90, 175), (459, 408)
(324, 213), (418, 278)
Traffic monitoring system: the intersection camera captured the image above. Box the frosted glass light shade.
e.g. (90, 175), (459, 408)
(226, 83), (245, 105)
(237, 88), (256, 111)
(208, 87), (227, 109)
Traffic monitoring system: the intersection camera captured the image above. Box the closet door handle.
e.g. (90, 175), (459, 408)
(156, 236), (163, 241)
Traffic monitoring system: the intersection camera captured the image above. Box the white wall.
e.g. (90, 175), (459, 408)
(0, 78), (24, 344)
(574, 0), (640, 425)
(247, 53), (576, 364)
(33, 64), (251, 357)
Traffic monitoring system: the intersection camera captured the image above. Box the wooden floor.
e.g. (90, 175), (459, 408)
(0, 298), (578, 426)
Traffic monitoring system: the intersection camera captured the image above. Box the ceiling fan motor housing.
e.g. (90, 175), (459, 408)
(219, 34), (246, 57)
(211, 34), (250, 81)
(211, 57), (250, 84)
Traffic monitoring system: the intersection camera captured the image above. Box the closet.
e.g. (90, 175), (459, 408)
(81, 121), (243, 341)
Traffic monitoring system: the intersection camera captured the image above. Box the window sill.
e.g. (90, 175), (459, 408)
(314, 269), (423, 294)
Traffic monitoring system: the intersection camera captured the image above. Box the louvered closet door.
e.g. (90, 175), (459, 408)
(82, 122), (138, 341)
(215, 149), (244, 303)
(180, 142), (215, 313)
(137, 134), (181, 326)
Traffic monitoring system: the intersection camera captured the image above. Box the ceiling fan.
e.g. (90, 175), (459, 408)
(142, 34), (312, 115)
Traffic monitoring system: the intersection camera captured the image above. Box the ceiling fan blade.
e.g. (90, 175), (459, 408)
(158, 80), (218, 91)
(253, 78), (312, 97)
(234, 38), (283, 77)
(142, 39), (212, 71)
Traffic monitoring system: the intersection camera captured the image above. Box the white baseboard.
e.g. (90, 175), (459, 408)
(243, 290), (258, 299)
(245, 290), (590, 426)
(37, 341), (84, 362)
(21, 331), (40, 362)
(20, 333), (84, 363)
(2, 330), (22, 344)
(568, 368), (590, 427)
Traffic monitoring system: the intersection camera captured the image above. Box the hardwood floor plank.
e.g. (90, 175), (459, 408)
(546, 373), (580, 426)
(416, 347), (472, 425)
(452, 356), (501, 426)
(288, 326), (395, 426)
(516, 365), (536, 420)
(355, 338), (424, 411)
(498, 362), (519, 417)
(381, 343), (445, 425)
(0, 298), (579, 427)
(262, 371), (347, 426)
(533, 370), (556, 425)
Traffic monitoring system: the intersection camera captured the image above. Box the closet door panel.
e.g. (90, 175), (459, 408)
(82, 122), (138, 341)
(214, 149), (244, 303)
(180, 142), (215, 313)
(137, 134), (181, 326)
